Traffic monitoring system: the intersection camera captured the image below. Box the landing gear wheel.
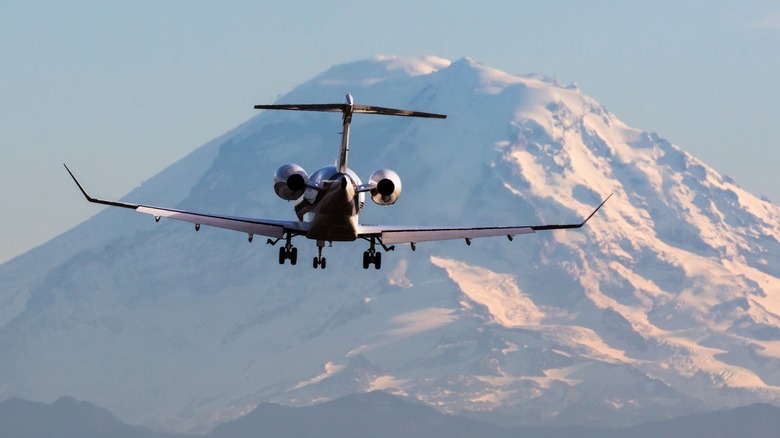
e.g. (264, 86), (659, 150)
(279, 246), (297, 265)
(290, 247), (298, 265)
(313, 257), (319, 269)
(278, 247), (286, 265)
(362, 249), (383, 270)
(321, 258), (326, 269)
(362, 236), (388, 270)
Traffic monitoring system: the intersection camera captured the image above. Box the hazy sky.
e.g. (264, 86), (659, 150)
(1, 1), (779, 264)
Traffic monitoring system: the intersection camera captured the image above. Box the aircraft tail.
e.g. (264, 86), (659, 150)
(254, 94), (446, 173)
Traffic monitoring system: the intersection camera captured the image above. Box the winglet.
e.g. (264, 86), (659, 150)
(63, 164), (138, 209)
(579, 193), (613, 226)
(64, 163), (94, 202)
(531, 193), (612, 231)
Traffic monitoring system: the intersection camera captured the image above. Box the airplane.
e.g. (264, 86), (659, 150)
(65, 94), (611, 270)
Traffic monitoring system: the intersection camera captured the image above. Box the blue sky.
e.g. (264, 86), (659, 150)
(1, 1), (779, 263)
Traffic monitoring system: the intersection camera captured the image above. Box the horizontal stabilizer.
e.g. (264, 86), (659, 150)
(352, 105), (446, 119)
(253, 103), (348, 112)
(254, 103), (446, 119)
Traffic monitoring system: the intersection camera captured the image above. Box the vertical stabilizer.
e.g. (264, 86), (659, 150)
(337, 94), (355, 173)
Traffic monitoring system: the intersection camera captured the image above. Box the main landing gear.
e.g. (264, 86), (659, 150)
(362, 236), (393, 270)
(270, 234), (297, 265)
(363, 250), (381, 269)
(279, 245), (297, 265)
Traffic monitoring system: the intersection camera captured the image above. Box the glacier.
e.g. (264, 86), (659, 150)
(0, 55), (779, 433)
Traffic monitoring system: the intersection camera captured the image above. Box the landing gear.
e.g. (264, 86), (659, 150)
(362, 236), (390, 270)
(270, 234), (297, 265)
(312, 256), (327, 269)
(313, 240), (326, 269)
(278, 246), (297, 265)
(363, 250), (381, 270)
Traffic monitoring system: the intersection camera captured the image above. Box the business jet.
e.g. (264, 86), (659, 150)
(65, 94), (610, 270)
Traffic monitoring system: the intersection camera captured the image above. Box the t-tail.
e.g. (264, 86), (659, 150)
(254, 94), (446, 174)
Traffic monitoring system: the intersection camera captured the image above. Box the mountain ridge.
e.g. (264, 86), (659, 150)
(4, 392), (780, 438)
(0, 396), (178, 438)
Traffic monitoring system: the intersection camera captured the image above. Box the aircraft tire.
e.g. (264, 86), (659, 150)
(290, 247), (298, 265)
(374, 252), (382, 270)
(363, 251), (370, 269)
(279, 247), (286, 265)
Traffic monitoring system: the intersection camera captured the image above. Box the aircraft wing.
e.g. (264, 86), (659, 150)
(64, 164), (306, 240)
(358, 194), (612, 245)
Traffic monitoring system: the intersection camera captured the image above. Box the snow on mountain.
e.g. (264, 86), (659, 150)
(1, 55), (779, 433)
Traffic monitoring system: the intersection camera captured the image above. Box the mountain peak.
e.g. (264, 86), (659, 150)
(373, 55), (451, 76)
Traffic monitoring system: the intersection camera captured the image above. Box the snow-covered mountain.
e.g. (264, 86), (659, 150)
(1, 56), (779, 433)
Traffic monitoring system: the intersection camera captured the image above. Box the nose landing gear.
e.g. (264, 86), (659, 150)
(313, 240), (327, 269)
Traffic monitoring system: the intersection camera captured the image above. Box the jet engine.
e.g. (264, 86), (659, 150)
(273, 163), (309, 200)
(368, 169), (402, 205)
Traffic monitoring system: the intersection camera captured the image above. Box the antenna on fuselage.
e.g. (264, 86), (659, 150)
(254, 94), (447, 174)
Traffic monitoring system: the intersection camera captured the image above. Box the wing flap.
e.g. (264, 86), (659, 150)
(378, 226), (535, 244)
(136, 206), (292, 238)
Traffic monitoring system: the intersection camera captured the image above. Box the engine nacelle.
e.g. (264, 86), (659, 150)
(273, 163), (309, 200)
(368, 169), (402, 205)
